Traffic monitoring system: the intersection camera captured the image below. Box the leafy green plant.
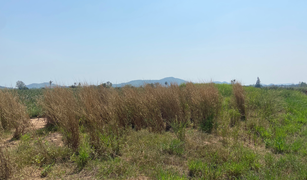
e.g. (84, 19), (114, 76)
(70, 137), (91, 170)
(170, 118), (187, 141)
(200, 115), (214, 133)
(40, 162), (54, 177)
(274, 136), (286, 153)
(188, 160), (205, 177)
(226, 161), (246, 178)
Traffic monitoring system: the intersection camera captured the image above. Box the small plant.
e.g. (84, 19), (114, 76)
(200, 115), (214, 133)
(274, 136), (285, 153)
(162, 139), (185, 156)
(170, 118), (187, 141)
(40, 162), (54, 177)
(226, 161), (246, 178)
(71, 137), (91, 170)
(188, 160), (205, 177)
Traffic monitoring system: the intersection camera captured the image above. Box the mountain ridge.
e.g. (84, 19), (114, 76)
(0, 78), (303, 89)
(112, 77), (187, 87)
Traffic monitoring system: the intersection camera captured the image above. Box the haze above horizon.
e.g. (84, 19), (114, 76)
(1, 0), (306, 86)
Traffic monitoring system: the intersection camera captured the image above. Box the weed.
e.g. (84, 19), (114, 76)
(170, 118), (187, 141)
(0, 148), (11, 180)
(40, 162), (54, 177)
(162, 139), (184, 156)
(188, 160), (205, 177)
(71, 137), (91, 170)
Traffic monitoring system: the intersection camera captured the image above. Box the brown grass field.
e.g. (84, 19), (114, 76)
(0, 83), (307, 179)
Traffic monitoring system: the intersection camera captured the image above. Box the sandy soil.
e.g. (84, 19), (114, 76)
(1, 118), (63, 148)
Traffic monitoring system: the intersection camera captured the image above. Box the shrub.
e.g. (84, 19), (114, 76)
(0, 90), (30, 139)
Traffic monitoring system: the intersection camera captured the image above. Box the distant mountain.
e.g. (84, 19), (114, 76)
(26, 82), (57, 89)
(113, 77), (187, 87)
(212, 81), (230, 84)
(0, 86), (13, 89)
(258, 83), (298, 87)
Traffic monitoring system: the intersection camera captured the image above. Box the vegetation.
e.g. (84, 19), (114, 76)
(0, 82), (307, 179)
(15, 81), (28, 90)
(255, 77), (261, 88)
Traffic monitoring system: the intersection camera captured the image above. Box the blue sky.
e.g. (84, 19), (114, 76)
(0, 0), (306, 87)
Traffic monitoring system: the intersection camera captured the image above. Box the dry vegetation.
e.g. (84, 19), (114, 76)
(1, 82), (307, 179)
(0, 90), (30, 139)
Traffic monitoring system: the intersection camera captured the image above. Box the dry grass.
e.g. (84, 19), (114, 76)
(0, 90), (30, 139)
(39, 83), (222, 157)
(0, 148), (11, 180)
(184, 83), (221, 132)
(4, 84), (307, 179)
(41, 83), (221, 133)
(232, 82), (246, 120)
(40, 87), (80, 151)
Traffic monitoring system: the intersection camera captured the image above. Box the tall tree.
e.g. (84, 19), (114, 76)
(106, 81), (112, 87)
(255, 77), (261, 88)
(16, 81), (28, 90)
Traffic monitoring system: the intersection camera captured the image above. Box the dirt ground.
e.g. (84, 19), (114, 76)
(1, 118), (63, 149)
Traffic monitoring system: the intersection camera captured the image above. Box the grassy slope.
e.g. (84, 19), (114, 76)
(2, 85), (307, 179)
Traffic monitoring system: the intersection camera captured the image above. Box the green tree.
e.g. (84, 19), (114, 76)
(299, 82), (307, 87)
(16, 81), (28, 90)
(255, 77), (261, 88)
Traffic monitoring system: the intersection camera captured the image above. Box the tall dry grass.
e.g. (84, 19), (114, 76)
(184, 83), (221, 131)
(40, 83), (222, 153)
(154, 84), (187, 131)
(40, 87), (80, 151)
(0, 148), (11, 180)
(79, 86), (123, 156)
(114, 85), (164, 132)
(232, 82), (246, 120)
(0, 90), (30, 139)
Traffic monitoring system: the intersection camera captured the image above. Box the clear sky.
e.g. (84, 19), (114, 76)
(0, 0), (306, 87)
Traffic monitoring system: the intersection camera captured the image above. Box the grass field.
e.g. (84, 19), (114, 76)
(0, 83), (307, 179)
